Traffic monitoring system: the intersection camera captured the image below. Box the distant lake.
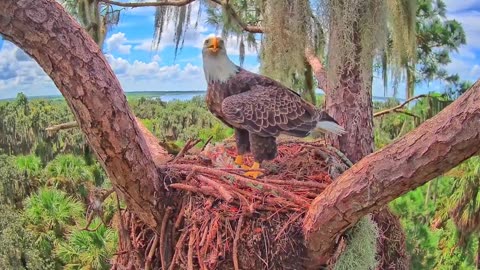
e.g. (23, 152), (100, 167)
(1, 90), (404, 103)
(125, 90), (405, 102)
(125, 90), (207, 102)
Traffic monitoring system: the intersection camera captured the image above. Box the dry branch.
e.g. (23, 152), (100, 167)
(215, 0), (264, 33)
(374, 94), (427, 118)
(304, 81), (480, 267)
(305, 47), (329, 93)
(45, 121), (78, 132)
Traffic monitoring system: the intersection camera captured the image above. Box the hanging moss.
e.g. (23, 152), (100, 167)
(260, 0), (309, 89)
(334, 215), (379, 270)
(153, 1), (199, 56)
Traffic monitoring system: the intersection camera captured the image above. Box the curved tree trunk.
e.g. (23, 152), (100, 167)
(0, 0), (171, 230)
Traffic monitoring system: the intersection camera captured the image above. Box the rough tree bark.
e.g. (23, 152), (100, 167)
(324, 27), (374, 164)
(304, 80), (480, 265)
(2, 0), (480, 268)
(0, 0), (171, 230)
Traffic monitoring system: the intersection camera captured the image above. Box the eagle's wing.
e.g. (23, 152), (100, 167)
(221, 85), (319, 137)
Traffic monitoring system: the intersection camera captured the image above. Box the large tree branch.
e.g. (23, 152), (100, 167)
(0, 0), (171, 229)
(305, 47), (329, 94)
(374, 94), (427, 118)
(304, 81), (480, 267)
(99, 0), (196, 7)
(208, 0), (263, 33)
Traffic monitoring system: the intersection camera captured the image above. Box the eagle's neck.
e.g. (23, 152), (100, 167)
(203, 53), (239, 84)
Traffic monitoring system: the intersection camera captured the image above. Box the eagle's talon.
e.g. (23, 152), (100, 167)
(244, 170), (263, 179)
(234, 155), (244, 166)
(241, 164), (250, 170)
(243, 162), (263, 179)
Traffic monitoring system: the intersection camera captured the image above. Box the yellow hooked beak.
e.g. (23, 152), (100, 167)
(209, 37), (219, 53)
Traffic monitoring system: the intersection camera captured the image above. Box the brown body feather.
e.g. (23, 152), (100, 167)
(206, 68), (337, 163)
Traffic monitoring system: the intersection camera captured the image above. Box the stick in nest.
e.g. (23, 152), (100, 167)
(164, 164), (310, 208)
(144, 234), (159, 270)
(233, 214), (245, 270)
(187, 226), (198, 270)
(168, 230), (188, 270)
(197, 175), (234, 203)
(173, 138), (202, 161)
(201, 136), (213, 151)
(160, 207), (172, 270)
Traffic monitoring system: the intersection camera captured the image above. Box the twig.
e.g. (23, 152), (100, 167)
(201, 136), (213, 151)
(274, 212), (304, 241)
(173, 138), (202, 161)
(168, 231), (188, 270)
(261, 178), (328, 189)
(197, 175), (234, 203)
(210, 0), (264, 33)
(170, 183), (223, 199)
(160, 207), (172, 270)
(45, 121), (78, 133)
(326, 145), (353, 167)
(187, 226), (197, 270)
(373, 94), (427, 118)
(116, 194), (132, 252)
(145, 234), (159, 270)
(174, 199), (186, 229)
(233, 214), (245, 270)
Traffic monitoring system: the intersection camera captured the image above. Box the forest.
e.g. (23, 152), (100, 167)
(0, 0), (480, 269)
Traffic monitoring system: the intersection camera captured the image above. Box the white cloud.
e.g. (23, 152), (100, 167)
(0, 42), (57, 99)
(104, 54), (206, 91)
(106, 32), (132, 54)
(444, 8), (480, 82)
(446, 56), (480, 81)
(134, 39), (155, 52)
(448, 10), (480, 51)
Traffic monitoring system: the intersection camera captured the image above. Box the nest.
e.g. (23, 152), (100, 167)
(112, 138), (352, 270)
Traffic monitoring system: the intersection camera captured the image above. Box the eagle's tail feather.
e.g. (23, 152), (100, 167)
(315, 120), (346, 136)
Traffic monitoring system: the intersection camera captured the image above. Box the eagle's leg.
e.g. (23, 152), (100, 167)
(234, 129), (250, 169)
(244, 133), (277, 179)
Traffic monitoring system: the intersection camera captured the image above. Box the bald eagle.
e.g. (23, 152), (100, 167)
(202, 37), (345, 178)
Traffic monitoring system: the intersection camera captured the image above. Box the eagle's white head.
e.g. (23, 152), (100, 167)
(202, 36), (239, 83)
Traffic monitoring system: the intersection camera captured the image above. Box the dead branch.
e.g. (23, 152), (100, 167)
(216, 0), (264, 33)
(233, 214), (244, 270)
(168, 230), (188, 270)
(187, 226), (197, 270)
(304, 81), (480, 267)
(305, 47), (329, 93)
(197, 175), (234, 203)
(374, 94), (427, 118)
(173, 138), (202, 161)
(45, 121), (78, 132)
(159, 207), (172, 270)
(201, 136), (213, 151)
(144, 234), (159, 270)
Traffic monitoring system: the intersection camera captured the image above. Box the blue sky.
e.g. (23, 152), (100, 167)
(0, 0), (479, 99)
